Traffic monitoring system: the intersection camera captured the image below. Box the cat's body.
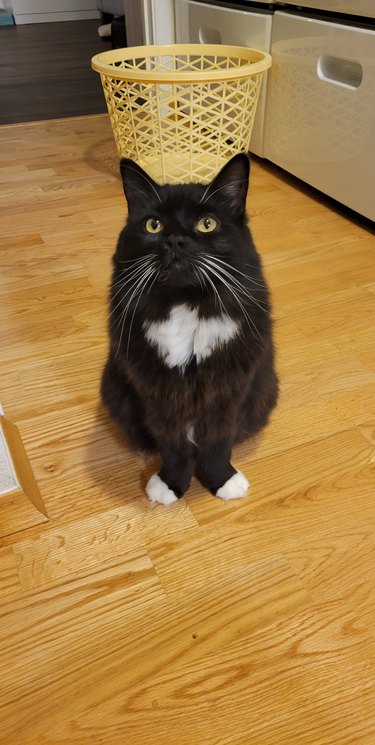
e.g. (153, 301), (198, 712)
(101, 154), (278, 504)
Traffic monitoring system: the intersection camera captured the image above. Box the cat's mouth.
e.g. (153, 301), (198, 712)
(171, 259), (185, 271)
(157, 261), (200, 288)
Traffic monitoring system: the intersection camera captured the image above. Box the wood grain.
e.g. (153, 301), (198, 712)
(0, 114), (374, 744)
(0, 555), (308, 744)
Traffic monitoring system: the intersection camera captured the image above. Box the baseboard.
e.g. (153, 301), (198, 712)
(0, 407), (48, 538)
(14, 10), (100, 24)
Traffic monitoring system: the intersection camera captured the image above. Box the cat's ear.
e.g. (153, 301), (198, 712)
(203, 153), (250, 215)
(119, 158), (160, 211)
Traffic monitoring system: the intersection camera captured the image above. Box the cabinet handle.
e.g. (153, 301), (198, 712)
(199, 26), (222, 44)
(317, 55), (363, 89)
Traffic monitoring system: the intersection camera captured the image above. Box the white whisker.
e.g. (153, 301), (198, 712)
(126, 267), (157, 357)
(147, 269), (160, 294)
(111, 276), (129, 289)
(114, 264), (156, 358)
(197, 264), (228, 317)
(202, 254), (266, 287)
(119, 253), (156, 265)
(110, 265), (156, 327)
(194, 267), (205, 293)
(199, 261), (263, 342)
(113, 258), (156, 292)
(202, 257), (270, 316)
(112, 258), (156, 290)
(109, 260), (156, 316)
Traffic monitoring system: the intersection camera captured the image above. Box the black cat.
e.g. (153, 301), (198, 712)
(101, 154), (278, 504)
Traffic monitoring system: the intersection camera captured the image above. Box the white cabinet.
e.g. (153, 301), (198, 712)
(286, 0), (375, 17)
(12, 0), (99, 24)
(175, 0), (272, 156)
(264, 11), (375, 221)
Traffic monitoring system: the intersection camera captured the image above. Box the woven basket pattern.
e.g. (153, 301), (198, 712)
(93, 46), (271, 183)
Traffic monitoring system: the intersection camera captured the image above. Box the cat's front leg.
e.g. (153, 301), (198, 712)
(196, 439), (249, 501)
(146, 440), (195, 505)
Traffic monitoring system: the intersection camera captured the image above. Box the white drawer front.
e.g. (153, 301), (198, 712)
(264, 11), (375, 220)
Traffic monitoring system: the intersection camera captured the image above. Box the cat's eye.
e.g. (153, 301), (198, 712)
(196, 216), (218, 233)
(145, 218), (163, 234)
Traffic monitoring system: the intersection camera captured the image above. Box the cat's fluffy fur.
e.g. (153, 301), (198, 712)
(101, 154), (278, 503)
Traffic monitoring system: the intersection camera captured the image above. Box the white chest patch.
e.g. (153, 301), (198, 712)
(143, 304), (239, 369)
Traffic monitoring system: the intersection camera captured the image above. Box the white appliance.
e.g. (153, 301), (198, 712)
(281, 0), (374, 16)
(11, 0), (99, 24)
(264, 9), (375, 221)
(175, 0), (375, 220)
(175, 0), (273, 156)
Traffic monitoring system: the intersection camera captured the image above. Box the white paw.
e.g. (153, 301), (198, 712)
(146, 473), (178, 505)
(216, 471), (249, 501)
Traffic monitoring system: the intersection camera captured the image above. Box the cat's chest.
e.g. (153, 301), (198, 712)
(143, 304), (239, 369)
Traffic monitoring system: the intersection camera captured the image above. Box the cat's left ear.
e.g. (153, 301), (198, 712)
(203, 153), (250, 216)
(119, 158), (160, 212)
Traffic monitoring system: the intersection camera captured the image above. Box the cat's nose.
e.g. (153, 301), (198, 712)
(164, 235), (187, 267)
(165, 235), (186, 253)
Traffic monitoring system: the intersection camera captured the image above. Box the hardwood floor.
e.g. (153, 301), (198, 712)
(0, 115), (374, 744)
(0, 21), (110, 125)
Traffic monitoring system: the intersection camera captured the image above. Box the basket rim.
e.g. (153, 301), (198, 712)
(91, 43), (272, 82)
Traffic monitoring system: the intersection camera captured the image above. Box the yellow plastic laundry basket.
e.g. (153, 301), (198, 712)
(91, 43), (271, 184)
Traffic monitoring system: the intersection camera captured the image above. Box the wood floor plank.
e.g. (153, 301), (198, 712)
(0, 554), (308, 744)
(0, 115), (374, 744)
(0, 547), (22, 601)
(0, 489), (49, 539)
(93, 601), (374, 745)
(13, 506), (146, 593)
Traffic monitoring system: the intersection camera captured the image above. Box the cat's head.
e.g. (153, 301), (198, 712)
(116, 154), (252, 289)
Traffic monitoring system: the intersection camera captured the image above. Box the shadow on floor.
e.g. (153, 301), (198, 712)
(84, 401), (160, 508)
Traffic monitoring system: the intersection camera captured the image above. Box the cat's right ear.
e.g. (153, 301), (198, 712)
(119, 158), (160, 212)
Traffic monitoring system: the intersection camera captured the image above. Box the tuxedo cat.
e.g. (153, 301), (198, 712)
(101, 154), (278, 505)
